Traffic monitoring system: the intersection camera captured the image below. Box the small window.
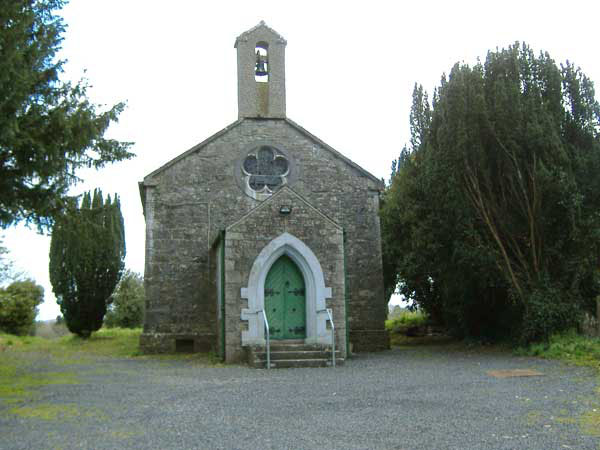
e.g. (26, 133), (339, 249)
(255, 42), (269, 82)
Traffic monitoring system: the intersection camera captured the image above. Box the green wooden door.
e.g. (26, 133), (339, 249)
(264, 255), (306, 340)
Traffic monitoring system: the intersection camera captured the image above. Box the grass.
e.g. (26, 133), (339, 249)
(0, 353), (80, 408)
(0, 327), (220, 422)
(386, 309), (433, 347)
(0, 328), (143, 360)
(515, 330), (600, 439)
(385, 309), (428, 331)
(515, 330), (600, 371)
(1, 328), (222, 365)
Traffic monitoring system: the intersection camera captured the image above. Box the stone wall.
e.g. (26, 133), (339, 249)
(224, 187), (346, 362)
(236, 24), (286, 119)
(140, 118), (388, 354)
(349, 329), (390, 353)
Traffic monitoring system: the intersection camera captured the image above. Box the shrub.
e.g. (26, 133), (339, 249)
(385, 309), (428, 332)
(104, 270), (145, 329)
(0, 280), (44, 335)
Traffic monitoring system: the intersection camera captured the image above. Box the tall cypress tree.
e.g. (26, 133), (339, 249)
(49, 189), (125, 338)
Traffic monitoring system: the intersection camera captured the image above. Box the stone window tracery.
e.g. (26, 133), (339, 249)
(242, 145), (289, 200)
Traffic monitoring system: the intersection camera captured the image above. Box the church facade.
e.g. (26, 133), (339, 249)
(139, 22), (389, 363)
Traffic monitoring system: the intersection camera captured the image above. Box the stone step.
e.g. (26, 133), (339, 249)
(252, 350), (342, 360)
(247, 342), (343, 369)
(253, 358), (345, 369)
(266, 343), (334, 352)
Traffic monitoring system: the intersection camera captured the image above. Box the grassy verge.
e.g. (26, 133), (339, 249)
(1, 327), (222, 364)
(385, 309), (428, 331)
(515, 330), (600, 371)
(0, 327), (142, 359)
(516, 331), (600, 438)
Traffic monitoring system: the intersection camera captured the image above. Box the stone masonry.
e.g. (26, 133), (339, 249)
(224, 187), (346, 362)
(139, 23), (389, 361)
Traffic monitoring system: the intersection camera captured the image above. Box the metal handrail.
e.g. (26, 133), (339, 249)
(260, 309), (271, 369)
(318, 308), (336, 367)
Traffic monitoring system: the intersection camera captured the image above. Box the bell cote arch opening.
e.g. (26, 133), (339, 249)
(255, 42), (269, 82)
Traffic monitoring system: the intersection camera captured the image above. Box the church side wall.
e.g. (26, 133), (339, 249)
(140, 119), (388, 354)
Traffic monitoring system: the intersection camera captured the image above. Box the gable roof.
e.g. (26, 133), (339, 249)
(142, 119), (243, 183)
(141, 118), (383, 189)
(234, 21), (287, 48)
(284, 118), (383, 188)
(226, 185), (342, 232)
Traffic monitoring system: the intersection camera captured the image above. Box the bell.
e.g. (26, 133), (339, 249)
(255, 52), (268, 77)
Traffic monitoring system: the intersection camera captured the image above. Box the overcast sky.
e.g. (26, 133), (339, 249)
(2, 0), (599, 320)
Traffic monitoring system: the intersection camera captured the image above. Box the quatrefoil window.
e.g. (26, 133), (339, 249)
(242, 146), (289, 197)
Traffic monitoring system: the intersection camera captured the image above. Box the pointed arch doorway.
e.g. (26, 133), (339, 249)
(264, 255), (306, 340)
(240, 232), (334, 346)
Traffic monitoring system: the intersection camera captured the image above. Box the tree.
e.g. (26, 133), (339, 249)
(49, 189), (125, 337)
(381, 44), (600, 343)
(0, 238), (11, 283)
(0, 0), (133, 230)
(0, 237), (25, 284)
(104, 270), (145, 328)
(0, 279), (43, 335)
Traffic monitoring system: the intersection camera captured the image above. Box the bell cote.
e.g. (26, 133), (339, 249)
(235, 21), (287, 119)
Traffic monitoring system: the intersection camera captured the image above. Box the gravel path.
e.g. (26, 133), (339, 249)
(1, 344), (599, 450)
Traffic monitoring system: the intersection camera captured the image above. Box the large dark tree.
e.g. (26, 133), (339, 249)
(382, 43), (600, 343)
(0, 0), (133, 230)
(49, 189), (125, 337)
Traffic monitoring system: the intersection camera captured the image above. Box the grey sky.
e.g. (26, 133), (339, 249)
(3, 0), (599, 320)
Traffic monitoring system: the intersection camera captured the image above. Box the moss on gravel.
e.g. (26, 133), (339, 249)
(0, 358), (79, 406)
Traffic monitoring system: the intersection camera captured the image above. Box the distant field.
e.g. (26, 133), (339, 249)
(32, 320), (70, 339)
(0, 327), (144, 359)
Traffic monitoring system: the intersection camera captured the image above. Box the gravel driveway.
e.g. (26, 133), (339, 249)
(1, 344), (599, 450)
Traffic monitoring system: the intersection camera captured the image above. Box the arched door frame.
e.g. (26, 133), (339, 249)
(241, 232), (332, 345)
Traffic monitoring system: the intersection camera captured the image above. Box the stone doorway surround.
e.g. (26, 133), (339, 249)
(241, 232), (332, 346)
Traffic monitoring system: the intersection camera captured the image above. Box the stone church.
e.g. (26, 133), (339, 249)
(139, 22), (389, 364)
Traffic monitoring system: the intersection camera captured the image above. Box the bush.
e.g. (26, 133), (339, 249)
(385, 309), (428, 332)
(516, 330), (600, 368)
(104, 270), (144, 328)
(0, 280), (44, 335)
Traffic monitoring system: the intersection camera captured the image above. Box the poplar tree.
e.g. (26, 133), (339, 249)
(49, 189), (125, 338)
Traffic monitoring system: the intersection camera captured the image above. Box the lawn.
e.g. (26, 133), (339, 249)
(0, 327), (143, 359)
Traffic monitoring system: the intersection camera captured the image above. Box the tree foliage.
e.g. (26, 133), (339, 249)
(381, 43), (600, 343)
(0, 0), (133, 230)
(0, 279), (43, 335)
(0, 238), (11, 284)
(104, 269), (144, 329)
(49, 189), (125, 338)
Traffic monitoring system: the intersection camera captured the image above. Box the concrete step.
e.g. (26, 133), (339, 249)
(253, 358), (345, 369)
(252, 350), (342, 360)
(267, 343), (334, 352)
(247, 341), (343, 369)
